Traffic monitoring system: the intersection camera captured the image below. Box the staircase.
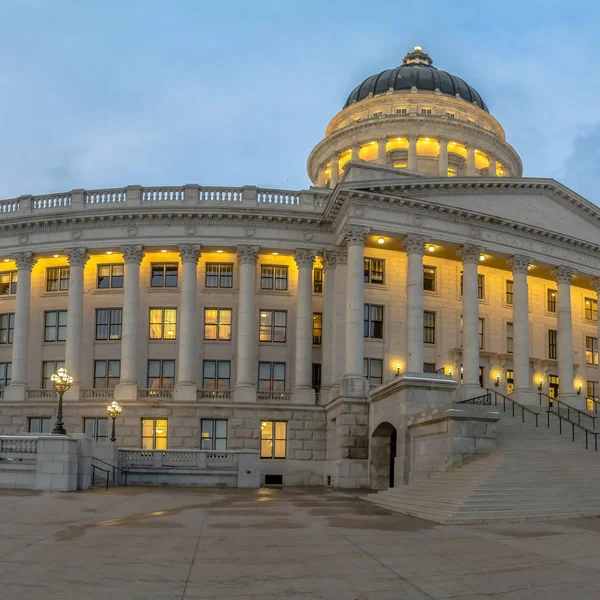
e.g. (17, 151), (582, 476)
(363, 395), (600, 524)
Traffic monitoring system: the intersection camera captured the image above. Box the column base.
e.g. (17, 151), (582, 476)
(64, 384), (81, 401)
(291, 386), (315, 405)
(114, 382), (138, 402)
(340, 375), (369, 399)
(511, 388), (536, 406)
(174, 382), (197, 402)
(557, 393), (584, 410)
(3, 383), (27, 401)
(234, 384), (256, 403)
(455, 384), (484, 403)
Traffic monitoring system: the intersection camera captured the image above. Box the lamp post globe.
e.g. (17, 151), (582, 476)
(107, 400), (122, 442)
(50, 367), (73, 435)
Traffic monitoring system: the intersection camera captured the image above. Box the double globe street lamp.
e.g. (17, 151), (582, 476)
(50, 367), (73, 435)
(106, 400), (122, 442)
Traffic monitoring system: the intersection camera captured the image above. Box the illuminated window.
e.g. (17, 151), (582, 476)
(313, 268), (323, 293)
(423, 266), (436, 291)
(585, 297), (598, 321)
(0, 313), (14, 344)
(445, 112), (455, 119)
(141, 418), (168, 450)
(97, 264), (123, 289)
(587, 382), (598, 410)
(364, 304), (384, 339)
(260, 420), (287, 459)
(95, 308), (122, 340)
(549, 375), (559, 399)
(258, 362), (286, 392)
(586, 336), (598, 365)
(506, 280), (513, 305)
(312, 313), (322, 345)
(28, 417), (51, 433)
(506, 370), (514, 395)
(363, 358), (383, 386)
(547, 289), (557, 313)
(548, 330), (557, 359)
(93, 360), (120, 388)
(151, 263), (178, 288)
(84, 418), (108, 441)
(44, 310), (67, 342)
(507, 322), (513, 354)
(149, 308), (177, 340)
(421, 108), (432, 115)
(259, 310), (287, 343)
(447, 165), (457, 177)
(204, 308), (232, 341)
(424, 311), (436, 344)
(0, 271), (17, 295)
(42, 361), (64, 389)
(260, 265), (288, 290)
(393, 161), (407, 169)
(202, 360), (231, 390)
(396, 108), (407, 115)
(147, 360), (175, 389)
(364, 258), (384, 284)
(46, 267), (70, 292)
(205, 263), (233, 288)
(201, 419), (228, 450)
(372, 111), (382, 117)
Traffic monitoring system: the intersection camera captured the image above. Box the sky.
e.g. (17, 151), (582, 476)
(1, 0), (599, 203)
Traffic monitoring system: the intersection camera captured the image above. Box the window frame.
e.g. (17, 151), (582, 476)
(313, 267), (323, 293)
(28, 417), (52, 433)
(141, 417), (168, 450)
(97, 263), (124, 289)
(150, 263), (178, 288)
(260, 265), (288, 291)
(364, 257), (385, 285)
(147, 359), (175, 389)
(505, 280), (514, 305)
(205, 263), (233, 289)
(312, 312), (322, 345)
(423, 265), (436, 292)
(0, 271), (17, 295)
(95, 308), (123, 341)
(203, 308), (232, 341)
(83, 417), (108, 441)
(202, 360), (231, 390)
(363, 358), (383, 387)
(0, 312), (15, 344)
(46, 266), (70, 292)
(586, 336), (598, 366)
(44, 310), (67, 342)
(507, 322), (514, 354)
(149, 308), (177, 340)
(42, 360), (64, 389)
(423, 310), (436, 344)
(201, 418), (228, 451)
(549, 329), (558, 359)
(479, 318), (485, 350)
(585, 297), (598, 322)
(0, 362), (11, 389)
(364, 304), (384, 339)
(260, 420), (287, 459)
(259, 309), (287, 343)
(547, 289), (557, 313)
(258, 361), (286, 392)
(93, 360), (121, 389)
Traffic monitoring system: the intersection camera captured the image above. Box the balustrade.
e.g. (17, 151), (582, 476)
(0, 437), (38, 455)
(119, 448), (239, 469)
(197, 389), (232, 400)
(257, 189), (300, 205)
(0, 199), (19, 214)
(27, 389), (57, 400)
(199, 187), (242, 202)
(85, 189), (127, 204)
(81, 389), (115, 400)
(142, 187), (184, 202)
(257, 391), (292, 403)
(32, 194), (71, 210)
(137, 388), (173, 400)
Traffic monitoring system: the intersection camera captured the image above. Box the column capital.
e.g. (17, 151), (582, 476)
(465, 142), (475, 151)
(121, 245), (144, 264)
(323, 247), (346, 269)
(378, 136), (388, 144)
(406, 134), (418, 143)
(551, 265), (576, 284)
(507, 255), (532, 274)
(179, 244), (201, 264)
(13, 251), (37, 270)
(402, 234), (426, 254)
(294, 249), (316, 269)
(457, 244), (484, 264)
(237, 245), (259, 265)
(351, 142), (361, 151)
(438, 136), (449, 144)
(65, 247), (89, 267)
(344, 225), (369, 247)
(592, 278), (600, 293)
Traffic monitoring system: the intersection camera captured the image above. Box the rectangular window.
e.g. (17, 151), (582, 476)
(506, 280), (513, 305)
(585, 297), (598, 322)
(149, 308), (177, 340)
(141, 418), (168, 450)
(506, 370), (514, 395)
(396, 108), (407, 115)
(364, 304), (384, 339)
(95, 308), (122, 340)
(259, 310), (287, 343)
(93, 360), (121, 388)
(549, 375), (559, 399)
(46, 267), (70, 292)
(394, 161), (407, 169)
(44, 310), (67, 342)
(586, 336), (598, 366)
(147, 360), (175, 389)
(313, 268), (323, 293)
(150, 263), (178, 288)
(0, 362), (11, 389)
(421, 108), (432, 115)
(42, 361), (64, 389)
(507, 322), (514, 354)
(201, 419), (228, 451)
(372, 110), (382, 117)
(364, 258), (384, 284)
(460, 273), (484, 299)
(445, 112), (455, 119)
(423, 266), (436, 292)
(83, 417), (108, 441)
(424, 311), (436, 344)
(479, 318), (485, 350)
(204, 308), (232, 341)
(312, 363), (321, 394)
(28, 417), (51, 433)
(587, 382), (597, 410)
(312, 313), (322, 345)
(423, 363), (436, 373)
(202, 360), (231, 390)
(363, 358), (383, 386)
(258, 362), (286, 391)
(0, 271), (17, 295)
(97, 264), (124, 289)
(205, 263), (233, 288)
(549, 330), (558, 359)
(0, 313), (15, 344)
(447, 165), (457, 177)
(260, 420), (287, 459)
(260, 265), (288, 290)
(548, 289), (557, 313)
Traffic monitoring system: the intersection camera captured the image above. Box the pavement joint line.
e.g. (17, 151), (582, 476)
(180, 506), (208, 599)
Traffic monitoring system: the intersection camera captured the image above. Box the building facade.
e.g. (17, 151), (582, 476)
(1, 47), (599, 487)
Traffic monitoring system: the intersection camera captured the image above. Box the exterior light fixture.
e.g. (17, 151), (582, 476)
(577, 383), (582, 395)
(217, 250), (223, 253)
(161, 249), (167, 253)
(260, 312), (267, 317)
(50, 367), (73, 435)
(428, 245), (435, 252)
(495, 373), (500, 387)
(106, 251), (113, 255)
(272, 252), (278, 256)
(53, 254), (59, 258)
(395, 363), (401, 376)
(3, 259), (8, 263)
(377, 237), (385, 245)
(527, 264), (532, 270)
(106, 400), (122, 442)
(447, 368), (453, 377)
(479, 254), (485, 261)
(538, 377), (543, 391)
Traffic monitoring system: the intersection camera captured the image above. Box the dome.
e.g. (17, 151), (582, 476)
(343, 47), (489, 113)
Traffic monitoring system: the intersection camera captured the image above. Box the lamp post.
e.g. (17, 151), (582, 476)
(107, 400), (122, 442)
(50, 367), (73, 435)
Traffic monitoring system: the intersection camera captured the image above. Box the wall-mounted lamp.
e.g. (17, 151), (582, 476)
(495, 373), (500, 387)
(427, 245), (435, 253)
(447, 368), (453, 377)
(538, 377), (543, 391)
(395, 363), (401, 376)
(577, 383), (583, 395)
(377, 237), (385, 245)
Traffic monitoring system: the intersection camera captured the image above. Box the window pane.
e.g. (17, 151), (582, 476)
(165, 264), (178, 287)
(163, 309), (177, 339)
(273, 363), (285, 380)
(151, 265), (164, 287)
(217, 361), (230, 378)
(203, 361), (216, 378)
(215, 420), (227, 438)
(162, 361), (175, 377)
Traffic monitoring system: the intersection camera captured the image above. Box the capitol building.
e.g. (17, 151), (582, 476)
(2, 46), (600, 494)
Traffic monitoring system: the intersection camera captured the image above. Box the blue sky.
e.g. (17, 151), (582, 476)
(1, 0), (599, 202)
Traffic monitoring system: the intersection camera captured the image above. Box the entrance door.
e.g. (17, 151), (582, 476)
(389, 429), (397, 489)
(549, 375), (559, 400)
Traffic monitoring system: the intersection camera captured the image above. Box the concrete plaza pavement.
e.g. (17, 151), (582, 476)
(0, 486), (599, 599)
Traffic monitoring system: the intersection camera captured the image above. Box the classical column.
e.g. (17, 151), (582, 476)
(331, 248), (347, 400)
(466, 144), (476, 176)
(234, 246), (259, 403)
(457, 244), (483, 398)
(488, 155), (497, 177)
(351, 143), (360, 162)
(175, 245), (201, 401)
(317, 166), (326, 188)
(403, 234), (425, 373)
(508, 255), (533, 403)
(407, 135), (418, 171)
(320, 250), (337, 404)
(552, 266), (577, 404)
(438, 137), (449, 176)
(64, 248), (89, 399)
(592, 279), (600, 389)
(377, 137), (388, 165)
(342, 225), (370, 397)
(330, 155), (339, 188)
(293, 249), (316, 404)
(115, 245), (144, 401)
(5, 252), (37, 400)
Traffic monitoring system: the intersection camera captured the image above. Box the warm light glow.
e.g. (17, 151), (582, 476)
(370, 141), (375, 145)
(414, 46), (422, 51)
(155, 427), (164, 434)
(261, 312), (267, 317)
(428, 245), (435, 252)
(479, 254), (485, 261)
(106, 251), (112, 255)
(272, 252), (278, 256)
(527, 264), (532, 270)
(53, 254), (59, 258)
(377, 237), (385, 245)
(395, 363), (401, 370)
(161, 249), (167, 253)
(448, 368), (453, 376)
(3, 259), (8, 263)
(217, 250), (223, 253)
(495, 373), (500, 379)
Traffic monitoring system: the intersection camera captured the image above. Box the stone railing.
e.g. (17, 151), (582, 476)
(0, 436), (38, 457)
(257, 391), (292, 403)
(85, 188), (127, 205)
(119, 448), (239, 469)
(137, 388), (173, 401)
(257, 189), (300, 205)
(199, 187), (242, 202)
(27, 389), (57, 400)
(81, 389), (114, 401)
(141, 187), (184, 202)
(197, 389), (232, 401)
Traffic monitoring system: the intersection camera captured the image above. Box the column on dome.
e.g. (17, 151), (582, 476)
(330, 155), (340, 188)
(351, 143), (360, 162)
(552, 266), (577, 404)
(293, 249), (316, 404)
(175, 245), (201, 401)
(457, 244), (483, 398)
(5, 252), (37, 400)
(488, 154), (497, 177)
(234, 246), (259, 403)
(407, 135), (418, 171)
(341, 225), (369, 398)
(403, 234), (425, 373)
(466, 144), (476, 176)
(508, 255), (534, 404)
(115, 245), (144, 401)
(317, 166), (327, 188)
(377, 137), (388, 165)
(64, 248), (89, 399)
(438, 137), (449, 176)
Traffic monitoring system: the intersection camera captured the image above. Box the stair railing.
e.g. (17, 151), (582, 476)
(546, 410), (599, 451)
(91, 464), (110, 490)
(92, 456), (128, 486)
(456, 391), (492, 405)
(486, 389), (539, 427)
(538, 392), (596, 430)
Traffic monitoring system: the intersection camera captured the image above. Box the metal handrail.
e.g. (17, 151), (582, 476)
(91, 464), (110, 490)
(486, 389), (539, 427)
(546, 410), (599, 451)
(457, 392), (491, 405)
(92, 456), (128, 486)
(538, 392), (596, 430)
(435, 367), (445, 375)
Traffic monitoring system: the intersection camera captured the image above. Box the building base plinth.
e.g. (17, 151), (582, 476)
(340, 375), (369, 399)
(114, 382), (138, 402)
(174, 383), (197, 402)
(3, 383), (26, 402)
(234, 385), (257, 403)
(291, 386), (315, 405)
(511, 388), (536, 407)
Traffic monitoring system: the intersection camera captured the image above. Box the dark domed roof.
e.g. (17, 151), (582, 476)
(343, 47), (488, 113)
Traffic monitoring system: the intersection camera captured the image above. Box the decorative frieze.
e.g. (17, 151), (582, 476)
(121, 245), (144, 264)
(507, 255), (532, 274)
(65, 247), (89, 267)
(457, 244), (484, 264)
(294, 249), (316, 269)
(344, 225), (369, 246)
(237, 245), (259, 265)
(179, 244), (201, 264)
(402, 234), (426, 254)
(13, 251), (37, 270)
(551, 265), (576, 284)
